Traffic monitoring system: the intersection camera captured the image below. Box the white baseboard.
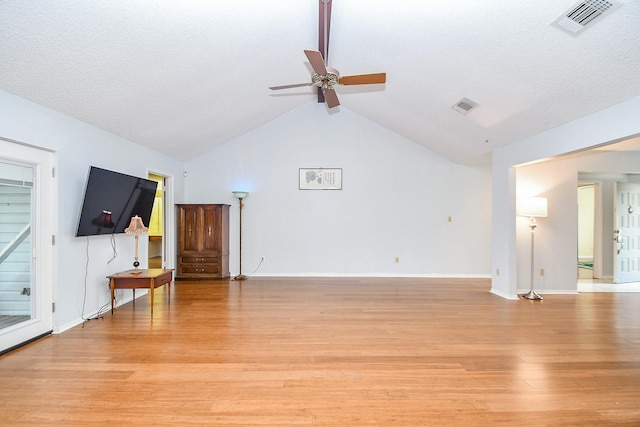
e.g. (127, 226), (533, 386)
(490, 288), (518, 300)
(247, 273), (492, 279)
(54, 292), (145, 334)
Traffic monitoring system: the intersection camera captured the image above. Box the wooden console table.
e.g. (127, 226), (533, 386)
(107, 268), (174, 315)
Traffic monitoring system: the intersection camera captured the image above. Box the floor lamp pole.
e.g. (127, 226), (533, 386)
(522, 219), (543, 300)
(232, 191), (248, 281)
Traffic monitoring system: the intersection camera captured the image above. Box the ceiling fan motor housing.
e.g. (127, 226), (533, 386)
(311, 68), (339, 87)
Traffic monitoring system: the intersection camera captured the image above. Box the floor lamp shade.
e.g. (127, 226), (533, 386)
(518, 197), (547, 300)
(232, 191), (248, 200)
(517, 197), (548, 218)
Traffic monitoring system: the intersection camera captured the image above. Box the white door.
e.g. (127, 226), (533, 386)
(0, 139), (54, 353)
(613, 182), (640, 284)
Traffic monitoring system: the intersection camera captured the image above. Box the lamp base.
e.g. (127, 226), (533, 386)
(130, 260), (142, 274)
(520, 290), (543, 300)
(233, 274), (248, 281)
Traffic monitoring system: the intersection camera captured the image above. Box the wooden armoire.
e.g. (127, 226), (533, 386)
(176, 204), (230, 280)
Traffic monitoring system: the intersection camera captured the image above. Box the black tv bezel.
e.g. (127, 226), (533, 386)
(75, 166), (158, 237)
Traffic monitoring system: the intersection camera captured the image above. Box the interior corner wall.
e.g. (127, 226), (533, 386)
(492, 95), (640, 298)
(184, 102), (493, 278)
(490, 165), (517, 299)
(0, 90), (185, 332)
(515, 158), (580, 294)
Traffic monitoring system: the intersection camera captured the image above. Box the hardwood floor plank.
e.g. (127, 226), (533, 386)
(1, 277), (639, 425)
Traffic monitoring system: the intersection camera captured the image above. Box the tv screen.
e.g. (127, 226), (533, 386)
(76, 166), (158, 237)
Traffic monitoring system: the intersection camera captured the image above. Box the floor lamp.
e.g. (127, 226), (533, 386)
(232, 191), (249, 281)
(517, 197), (548, 300)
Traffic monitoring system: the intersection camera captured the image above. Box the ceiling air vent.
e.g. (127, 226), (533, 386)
(552, 0), (621, 36)
(452, 97), (479, 115)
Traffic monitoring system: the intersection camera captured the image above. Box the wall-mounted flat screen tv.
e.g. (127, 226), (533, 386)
(76, 166), (158, 237)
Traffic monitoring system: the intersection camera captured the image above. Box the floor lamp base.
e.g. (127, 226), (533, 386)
(520, 290), (543, 300)
(233, 274), (248, 281)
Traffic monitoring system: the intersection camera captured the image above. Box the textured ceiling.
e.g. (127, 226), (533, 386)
(1, 0), (639, 164)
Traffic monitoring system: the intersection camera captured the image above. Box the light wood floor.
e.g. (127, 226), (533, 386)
(1, 277), (640, 426)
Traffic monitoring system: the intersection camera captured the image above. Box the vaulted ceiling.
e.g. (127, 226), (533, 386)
(1, 1), (639, 164)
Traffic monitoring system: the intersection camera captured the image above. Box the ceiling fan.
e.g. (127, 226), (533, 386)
(268, 0), (386, 109)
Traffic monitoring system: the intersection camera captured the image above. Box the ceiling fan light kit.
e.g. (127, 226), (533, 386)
(311, 70), (339, 88)
(268, 0), (386, 109)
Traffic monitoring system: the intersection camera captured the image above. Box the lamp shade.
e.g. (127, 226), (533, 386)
(124, 215), (148, 235)
(232, 191), (249, 199)
(517, 197), (548, 218)
(91, 210), (114, 228)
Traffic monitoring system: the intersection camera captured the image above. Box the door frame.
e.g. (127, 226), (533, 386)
(147, 169), (174, 271)
(0, 138), (56, 354)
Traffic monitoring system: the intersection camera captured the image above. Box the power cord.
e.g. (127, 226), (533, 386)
(81, 235), (119, 326)
(81, 237), (91, 323)
(245, 256), (265, 277)
(107, 233), (117, 263)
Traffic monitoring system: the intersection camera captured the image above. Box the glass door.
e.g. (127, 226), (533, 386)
(0, 140), (54, 354)
(0, 162), (32, 330)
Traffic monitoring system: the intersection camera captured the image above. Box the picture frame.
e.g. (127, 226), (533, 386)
(299, 168), (342, 190)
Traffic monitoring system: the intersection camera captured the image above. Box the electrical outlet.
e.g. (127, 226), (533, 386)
(395, 257), (400, 263)
(496, 268), (500, 276)
(540, 268), (545, 276)
(261, 256), (265, 262)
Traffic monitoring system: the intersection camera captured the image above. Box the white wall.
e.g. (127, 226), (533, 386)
(186, 102), (493, 277)
(492, 95), (640, 298)
(0, 90), (185, 332)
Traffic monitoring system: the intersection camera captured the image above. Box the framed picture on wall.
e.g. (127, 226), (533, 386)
(299, 168), (342, 190)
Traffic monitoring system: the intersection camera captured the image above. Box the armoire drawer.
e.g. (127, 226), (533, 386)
(178, 264), (221, 275)
(180, 256), (218, 264)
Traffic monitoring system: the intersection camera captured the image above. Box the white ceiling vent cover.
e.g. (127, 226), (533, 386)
(552, 0), (621, 36)
(452, 98), (479, 115)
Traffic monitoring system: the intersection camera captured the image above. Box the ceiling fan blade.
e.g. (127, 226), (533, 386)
(269, 82), (313, 90)
(323, 88), (340, 108)
(339, 73), (387, 85)
(304, 50), (328, 76)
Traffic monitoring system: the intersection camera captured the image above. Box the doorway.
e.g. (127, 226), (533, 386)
(147, 172), (173, 270)
(147, 173), (164, 268)
(577, 184), (595, 279)
(577, 176), (640, 292)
